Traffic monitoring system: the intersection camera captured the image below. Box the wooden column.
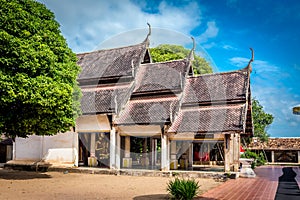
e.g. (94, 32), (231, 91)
(151, 138), (157, 169)
(123, 136), (132, 168)
(224, 134), (231, 172)
(271, 150), (275, 163)
(170, 140), (178, 170)
(232, 134), (240, 172)
(188, 143), (193, 168)
(109, 127), (116, 169)
(125, 136), (130, 158)
(298, 151), (300, 164)
(141, 138), (149, 167)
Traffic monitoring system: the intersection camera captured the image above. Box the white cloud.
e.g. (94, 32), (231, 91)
(222, 44), (238, 50)
(229, 57), (248, 67)
(229, 57), (280, 73)
(252, 85), (300, 137)
(198, 21), (219, 43)
(228, 56), (300, 137)
(38, 0), (203, 53)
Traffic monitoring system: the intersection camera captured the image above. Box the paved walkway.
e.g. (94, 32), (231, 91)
(199, 166), (300, 200)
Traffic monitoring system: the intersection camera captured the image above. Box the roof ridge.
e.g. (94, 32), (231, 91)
(77, 41), (147, 55)
(142, 58), (188, 65)
(189, 69), (247, 79)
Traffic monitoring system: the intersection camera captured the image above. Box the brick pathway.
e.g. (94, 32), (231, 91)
(199, 166), (300, 200)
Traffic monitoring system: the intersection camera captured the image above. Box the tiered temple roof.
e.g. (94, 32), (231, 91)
(168, 70), (252, 135)
(133, 60), (190, 95)
(77, 40), (150, 115)
(115, 95), (179, 125)
(77, 42), (151, 85)
(76, 33), (253, 136)
(115, 59), (191, 125)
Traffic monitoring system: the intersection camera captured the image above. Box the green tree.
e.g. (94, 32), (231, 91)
(150, 44), (213, 75)
(252, 98), (274, 142)
(0, 0), (81, 138)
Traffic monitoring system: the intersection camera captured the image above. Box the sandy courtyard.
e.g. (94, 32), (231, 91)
(0, 168), (222, 200)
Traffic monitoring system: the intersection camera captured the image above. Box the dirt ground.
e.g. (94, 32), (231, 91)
(0, 168), (222, 200)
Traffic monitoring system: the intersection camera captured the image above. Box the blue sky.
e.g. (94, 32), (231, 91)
(37, 0), (300, 137)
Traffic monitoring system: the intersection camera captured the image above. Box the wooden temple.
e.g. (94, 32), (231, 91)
(75, 25), (254, 172)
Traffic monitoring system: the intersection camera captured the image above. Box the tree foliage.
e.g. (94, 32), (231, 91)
(252, 98), (274, 142)
(150, 44), (213, 75)
(240, 149), (266, 168)
(0, 0), (81, 138)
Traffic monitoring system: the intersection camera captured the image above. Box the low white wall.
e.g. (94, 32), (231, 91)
(13, 131), (78, 166)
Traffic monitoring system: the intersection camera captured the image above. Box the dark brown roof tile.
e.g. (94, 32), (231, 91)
(115, 95), (179, 125)
(183, 71), (248, 105)
(168, 104), (245, 133)
(77, 43), (147, 81)
(133, 60), (190, 94)
(80, 84), (132, 114)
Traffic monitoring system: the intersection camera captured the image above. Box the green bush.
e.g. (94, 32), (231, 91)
(241, 149), (266, 169)
(167, 178), (200, 200)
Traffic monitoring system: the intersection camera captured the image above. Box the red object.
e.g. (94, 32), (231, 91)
(198, 152), (209, 161)
(240, 145), (245, 152)
(194, 151), (200, 161)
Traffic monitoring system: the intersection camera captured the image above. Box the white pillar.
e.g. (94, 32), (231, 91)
(13, 140), (16, 160)
(271, 150), (275, 163)
(88, 133), (97, 167)
(90, 133), (96, 157)
(161, 134), (169, 171)
(115, 132), (121, 169)
(298, 151), (300, 164)
(73, 132), (79, 167)
(110, 128), (116, 169)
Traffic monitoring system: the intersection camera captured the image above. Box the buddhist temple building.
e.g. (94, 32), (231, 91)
(8, 25), (253, 172)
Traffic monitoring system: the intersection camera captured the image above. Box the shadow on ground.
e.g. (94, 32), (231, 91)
(0, 169), (51, 180)
(133, 194), (218, 200)
(275, 167), (300, 200)
(196, 197), (217, 200)
(133, 194), (169, 199)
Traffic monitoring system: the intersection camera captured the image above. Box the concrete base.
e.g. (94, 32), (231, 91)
(4, 160), (51, 172)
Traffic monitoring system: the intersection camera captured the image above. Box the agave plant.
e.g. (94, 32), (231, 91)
(167, 178), (200, 200)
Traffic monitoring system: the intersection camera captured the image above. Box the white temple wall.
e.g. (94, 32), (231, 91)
(13, 131), (78, 165)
